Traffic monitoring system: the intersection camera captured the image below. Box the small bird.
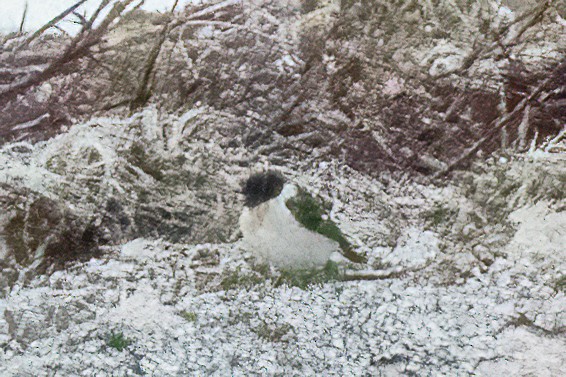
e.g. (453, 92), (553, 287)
(239, 171), (366, 269)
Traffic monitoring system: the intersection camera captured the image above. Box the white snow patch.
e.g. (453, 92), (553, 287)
(508, 201), (566, 257)
(11, 113), (50, 131)
(120, 238), (155, 259)
(379, 227), (440, 268)
(108, 283), (182, 331)
(382, 76), (405, 96)
(476, 328), (566, 377)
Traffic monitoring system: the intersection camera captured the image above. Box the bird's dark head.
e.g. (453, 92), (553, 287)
(241, 170), (285, 207)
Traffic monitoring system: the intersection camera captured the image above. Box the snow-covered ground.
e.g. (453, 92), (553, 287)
(0, 211), (564, 375)
(0, 110), (564, 375)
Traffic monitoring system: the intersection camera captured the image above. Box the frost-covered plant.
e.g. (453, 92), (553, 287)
(424, 205), (457, 229)
(419, 149), (565, 284)
(553, 275), (566, 293)
(180, 311), (197, 322)
(2, 192), (103, 271)
(107, 332), (132, 352)
(0, 107), (254, 295)
(220, 260), (342, 291)
(463, 155), (565, 217)
(275, 260), (342, 290)
(221, 267), (266, 291)
(252, 321), (294, 342)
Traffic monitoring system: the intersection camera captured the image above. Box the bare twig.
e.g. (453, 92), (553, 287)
(52, 25), (71, 37)
(433, 75), (553, 178)
(72, 11), (88, 26)
(185, 0), (241, 21)
(0, 0), (137, 106)
(130, 0), (180, 110)
(16, 0), (89, 51)
(132, 0), (146, 12)
(433, 1), (552, 79)
(11, 113), (50, 131)
(516, 104), (531, 150)
(19, 2), (28, 34)
(342, 267), (406, 281)
(83, 0), (137, 37)
(84, 0), (111, 31)
(506, 1), (550, 44)
(129, 0), (246, 110)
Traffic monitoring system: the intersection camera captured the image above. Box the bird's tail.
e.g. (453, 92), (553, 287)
(341, 247), (367, 264)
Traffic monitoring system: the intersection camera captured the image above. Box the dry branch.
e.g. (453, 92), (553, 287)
(0, 0), (137, 107)
(130, 0), (250, 110)
(507, 1), (551, 44)
(185, 0), (241, 21)
(343, 268), (405, 281)
(84, 0), (112, 31)
(433, 74), (554, 179)
(19, 2), (28, 34)
(433, 1), (552, 79)
(15, 0), (89, 51)
(130, 0), (179, 110)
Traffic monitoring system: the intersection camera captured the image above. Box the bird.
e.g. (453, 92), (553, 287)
(238, 171), (366, 269)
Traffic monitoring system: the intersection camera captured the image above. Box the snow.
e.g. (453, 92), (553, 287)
(120, 238), (156, 259)
(476, 328), (565, 376)
(378, 228), (439, 269)
(11, 114), (50, 131)
(509, 201), (566, 256)
(2, 237), (563, 375)
(382, 76), (405, 97)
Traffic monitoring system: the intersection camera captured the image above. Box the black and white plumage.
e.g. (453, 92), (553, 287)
(239, 171), (366, 268)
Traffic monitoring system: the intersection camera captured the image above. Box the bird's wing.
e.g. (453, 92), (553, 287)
(286, 188), (367, 264)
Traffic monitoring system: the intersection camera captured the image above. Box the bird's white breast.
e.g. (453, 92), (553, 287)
(239, 184), (338, 268)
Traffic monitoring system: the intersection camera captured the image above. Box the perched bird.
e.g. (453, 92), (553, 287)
(239, 171), (366, 269)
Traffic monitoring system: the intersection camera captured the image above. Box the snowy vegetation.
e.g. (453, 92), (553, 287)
(0, 0), (565, 375)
